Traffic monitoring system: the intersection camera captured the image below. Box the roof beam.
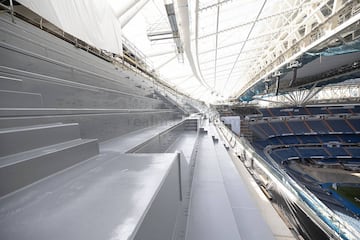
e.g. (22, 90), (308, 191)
(236, 0), (359, 99)
(248, 0), (330, 78)
(213, 0), (221, 88)
(198, 0), (232, 12)
(221, 0), (268, 93)
(120, 0), (150, 27)
(197, 0), (325, 40)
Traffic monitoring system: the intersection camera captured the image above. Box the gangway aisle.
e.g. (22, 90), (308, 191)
(186, 122), (289, 240)
(186, 127), (242, 240)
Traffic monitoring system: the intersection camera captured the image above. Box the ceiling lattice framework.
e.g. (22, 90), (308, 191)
(192, 0), (359, 101)
(114, 0), (360, 103)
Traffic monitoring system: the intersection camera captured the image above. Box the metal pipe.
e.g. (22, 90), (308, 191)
(275, 76), (280, 95)
(288, 67), (297, 87)
(9, 0), (15, 23)
(110, 0), (141, 18)
(222, 0), (268, 93)
(0, 2), (10, 11)
(120, 0), (150, 28)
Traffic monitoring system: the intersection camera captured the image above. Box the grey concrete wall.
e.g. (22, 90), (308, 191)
(134, 157), (182, 240)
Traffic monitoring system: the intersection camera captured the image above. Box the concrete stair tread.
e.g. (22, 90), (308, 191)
(0, 137), (99, 197)
(0, 108), (176, 117)
(0, 122), (75, 134)
(0, 66), (160, 102)
(0, 75), (23, 90)
(0, 16), (121, 73)
(100, 119), (182, 153)
(0, 152), (178, 240)
(0, 138), (96, 168)
(0, 122), (81, 157)
(0, 122), (63, 132)
(0, 40), (151, 98)
(0, 89), (42, 107)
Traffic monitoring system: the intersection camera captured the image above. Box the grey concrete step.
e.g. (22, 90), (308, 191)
(0, 108), (175, 117)
(0, 122), (81, 157)
(0, 152), (181, 240)
(0, 15), (119, 74)
(0, 66), (163, 108)
(0, 110), (180, 142)
(0, 41), (147, 97)
(0, 15), (158, 100)
(184, 119), (198, 131)
(0, 89), (42, 107)
(0, 138), (99, 197)
(0, 75), (23, 90)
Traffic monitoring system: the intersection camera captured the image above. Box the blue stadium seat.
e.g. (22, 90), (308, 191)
(337, 134), (360, 143)
(258, 122), (276, 136)
(348, 119), (360, 131)
(287, 121), (309, 134)
(326, 147), (348, 156)
(299, 135), (320, 144)
(272, 148), (298, 160)
(327, 119), (353, 132)
(269, 108), (288, 116)
(327, 107), (351, 115)
(269, 137), (282, 145)
(346, 147), (360, 157)
(276, 136), (299, 144)
(317, 134), (340, 142)
(296, 147), (328, 157)
(307, 120), (329, 133)
(353, 106), (360, 113)
(291, 108), (308, 116)
(269, 121), (289, 135)
(308, 107), (328, 115)
(259, 109), (271, 117)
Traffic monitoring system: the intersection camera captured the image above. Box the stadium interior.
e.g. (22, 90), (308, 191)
(0, 1), (359, 240)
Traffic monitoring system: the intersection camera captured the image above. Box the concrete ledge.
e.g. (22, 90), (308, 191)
(0, 138), (99, 197)
(0, 122), (80, 156)
(0, 153), (182, 240)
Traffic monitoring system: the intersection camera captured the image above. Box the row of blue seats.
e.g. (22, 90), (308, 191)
(255, 134), (360, 147)
(271, 146), (360, 160)
(259, 106), (360, 117)
(251, 118), (360, 137)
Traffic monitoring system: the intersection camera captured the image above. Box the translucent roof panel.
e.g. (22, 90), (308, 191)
(120, 0), (347, 102)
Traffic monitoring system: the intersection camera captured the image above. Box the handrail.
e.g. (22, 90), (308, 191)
(0, 1), (14, 22)
(215, 120), (360, 240)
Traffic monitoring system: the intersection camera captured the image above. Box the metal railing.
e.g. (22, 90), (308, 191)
(215, 120), (360, 240)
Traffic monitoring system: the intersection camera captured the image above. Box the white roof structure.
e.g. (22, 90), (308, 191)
(18, 0), (360, 103)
